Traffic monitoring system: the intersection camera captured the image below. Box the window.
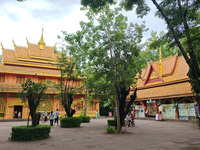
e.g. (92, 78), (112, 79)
(38, 77), (46, 84)
(89, 104), (96, 111)
(0, 74), (5, 83)
(16, 75), (25, 84)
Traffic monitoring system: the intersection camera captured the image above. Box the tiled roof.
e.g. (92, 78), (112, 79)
(28, 43), (54, 59)
(15, 46), (29, 59)
(136, 55), (191, 100)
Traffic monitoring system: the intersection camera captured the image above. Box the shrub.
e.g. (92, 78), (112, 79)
(107, 119), (125, 126)
(107, 119), (117, 126)
(60, 117), (81, 128)
(78, 115), (90, 123)
(10, 125), (51, 141)
(106, 126), (117, 133)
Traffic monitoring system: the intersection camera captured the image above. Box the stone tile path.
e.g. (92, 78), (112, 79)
(0, 118), (200, 150)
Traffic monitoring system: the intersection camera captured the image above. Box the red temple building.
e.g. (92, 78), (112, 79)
(132, 48), (199, 120)
(0, 30), (99, 119)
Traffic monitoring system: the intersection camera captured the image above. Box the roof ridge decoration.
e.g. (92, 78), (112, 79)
(26, 37), (29, 45)
(12, 39), (17, 48)
(1, 42), (5, 50)
(159, 47), (163, 63)
(38, 27), (46, 50)
(143, 61), (163, 85)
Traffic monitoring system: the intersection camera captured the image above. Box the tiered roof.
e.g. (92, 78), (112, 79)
(0, 29), (61, 77)
(135, 53), (193, 101)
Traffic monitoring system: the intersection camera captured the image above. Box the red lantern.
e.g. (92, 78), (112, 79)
(154, 101), (157, 107)
(140, 102), (143, 107)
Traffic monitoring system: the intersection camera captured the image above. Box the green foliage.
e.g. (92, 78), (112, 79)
(10, 125), (51, 141)
(78, 115), (91, 123)
(107, 119), (125, 126)
(60, 117), (81, 128)
(81, 0), (115, 12)
(106, 126), (117, 133)
(107, 119), (117, 126)
(53, 50), (80, 117)
(17, 78), (49, 126)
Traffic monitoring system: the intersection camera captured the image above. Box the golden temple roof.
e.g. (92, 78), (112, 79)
(135, 55), (192, 101)
(1, 30), (61, 69)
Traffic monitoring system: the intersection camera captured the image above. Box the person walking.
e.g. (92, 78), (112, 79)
(18, 111), (21, 119)
(40, 111), (44, 123)
(44, 111), (48, 122)
(95, 110), (98, 119)
(54, 109), (59, 126)
(14, 110), (18, 118)
(49, 111), (54, 126)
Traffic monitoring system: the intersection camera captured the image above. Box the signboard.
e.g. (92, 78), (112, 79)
(161, 104), (175, 119)
(134, 105), (144, 118)
(178, 103), (195, 120)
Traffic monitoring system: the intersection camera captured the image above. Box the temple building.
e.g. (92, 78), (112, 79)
(0, 29), (99, 119)
(133, 48), (198, 120)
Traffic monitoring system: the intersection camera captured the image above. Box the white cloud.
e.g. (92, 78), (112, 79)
(0, 1), (167, 55)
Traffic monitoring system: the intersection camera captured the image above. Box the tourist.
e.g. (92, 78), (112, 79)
(44, 111), (48, 122)
(18, 111), (21, 119)
(54, 109), (59, 126)
(40, 111), (44, 123)
(14, 110), (17, 118)
(49, 111), (54, 126)
(131, 111), (135, 127)
(126, 113), (131, 127)
(95, 110), (98, 119)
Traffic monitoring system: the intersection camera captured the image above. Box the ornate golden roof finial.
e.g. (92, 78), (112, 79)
(159, 47), (163, 63)
(26, 37), (29, 44)
(53, 42), (57, 49)
(38, 27), (46, 50)
(12, 39), (16, 47)
(1, 42), (5, 50)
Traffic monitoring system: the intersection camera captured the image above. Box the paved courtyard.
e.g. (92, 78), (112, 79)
(0, 118), (200, 150)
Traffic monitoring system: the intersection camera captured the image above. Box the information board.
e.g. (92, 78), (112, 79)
(178, 103), (195, 120)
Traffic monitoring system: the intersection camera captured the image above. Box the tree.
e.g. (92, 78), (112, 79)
(54, 50), (79, 117)
(81, 0), (200, 97)
(76, 5), (146, 132)
(18, 78), (49, 127)
(140, 31), (181, 68)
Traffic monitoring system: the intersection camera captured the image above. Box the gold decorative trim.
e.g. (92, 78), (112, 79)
(3, 61), (58, 69)
(17, 58), (57, 64)
(30, 56), (53, 60)
(0, 69), (60, 77)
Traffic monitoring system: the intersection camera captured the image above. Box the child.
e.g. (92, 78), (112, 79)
(49, 111), (54, 126)
(95, 110), (98, 119)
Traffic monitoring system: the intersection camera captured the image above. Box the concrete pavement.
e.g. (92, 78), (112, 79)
(0, 118), (200, 150)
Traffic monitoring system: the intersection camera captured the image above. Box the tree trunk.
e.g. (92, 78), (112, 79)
(30, 108), (38, 127)
(84, 81), (88, 116)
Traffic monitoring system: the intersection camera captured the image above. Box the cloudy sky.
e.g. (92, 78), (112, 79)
(0, 0), (167, 55)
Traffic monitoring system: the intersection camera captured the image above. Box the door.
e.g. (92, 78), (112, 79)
(14, 106), (23, 119)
